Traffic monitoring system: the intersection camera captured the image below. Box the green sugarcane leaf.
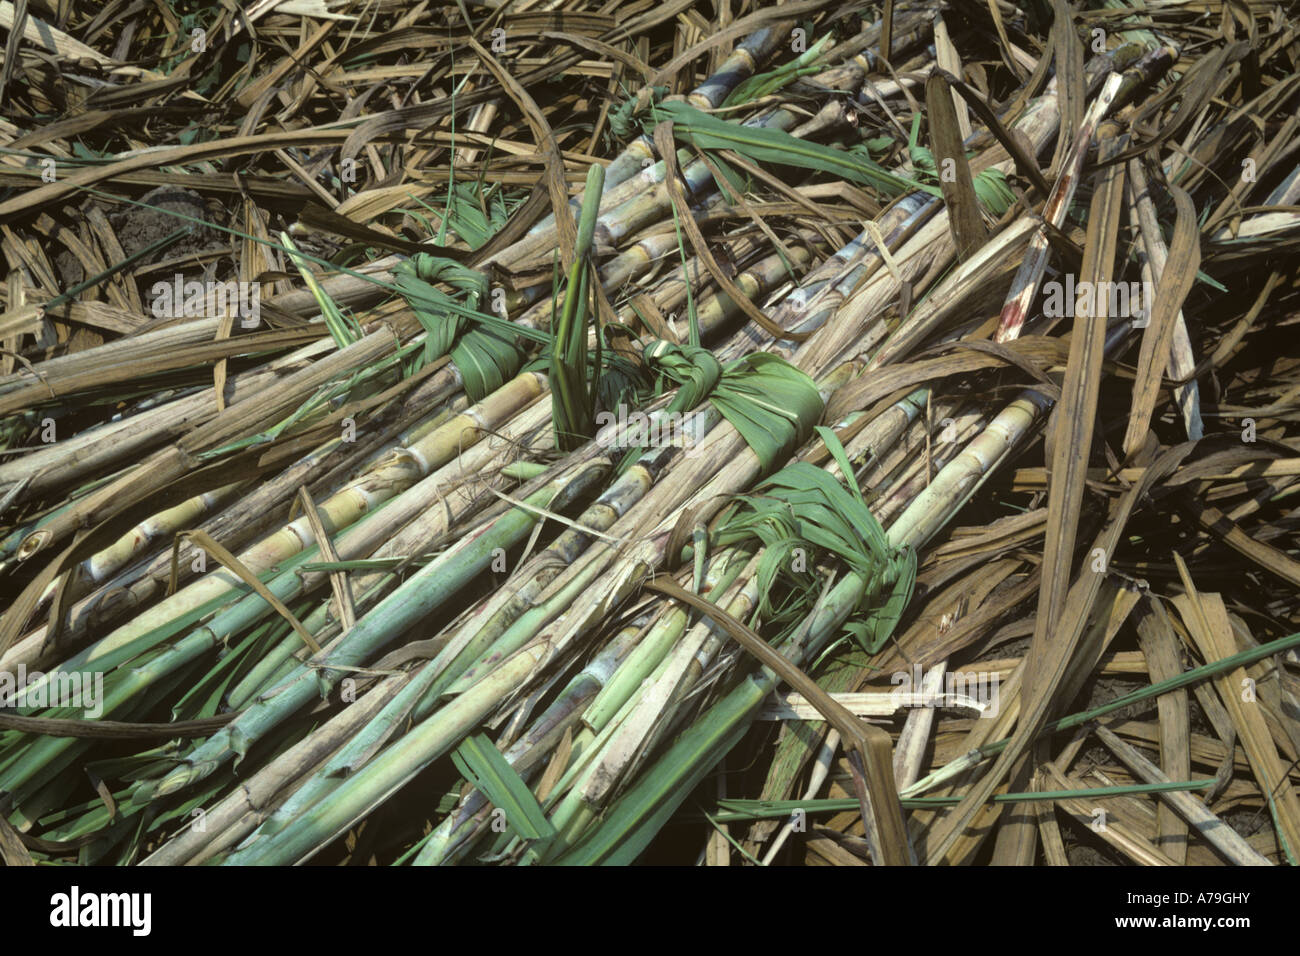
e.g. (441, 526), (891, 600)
(717, 456), (915, 652)
(551, 163), (606, 450)
(650, 101), (938, 199)
(282, 232), (360, 349)
(608, 85), (669, 142)
(452, 325), (527, 402)
(394, 275), (461, 359)
(392, 253), (532, 394)
(451, 733), (556, 850)
(699, 149), (748, 203)
(425, 181), (513, 250)
(844, 545), (916, 653)
(643, 340), (723, 413)
(711, 779), (1218, 819)
(710, 353), (823, 473)
(973, 166), (1016, 216)
(722, 33), (834, 106)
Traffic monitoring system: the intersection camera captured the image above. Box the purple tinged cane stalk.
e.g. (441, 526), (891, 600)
(992, 71), (1125, 343)
(863, 44), (1179, 368)
(982, 44), (1177, 349)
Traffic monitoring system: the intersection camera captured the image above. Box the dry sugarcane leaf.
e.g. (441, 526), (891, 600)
(931, 14), (969, 141)
(1132, 596), (1192, 863)
(1182, 498), (1300, 590)
(298, 486), (356, 631)
(876, 564), (1039, 672)
(1099, 42), (1251, 170)
(1094, 724), (1271, 866)
(1041, 763), (1180, 866)
(212, 311), (237, 415)
(169, 529), (323, 654)
(1171, 569), (1300, 861)
(541, 32), (656, 82)
(468, 37), (579, 273)
(984, 0), (1028, 82)
(993, 581), (1138, 861)
(0, 0), (26, 107)
(1121, 179), (1201, 459)
(1033, 769), (1070, 865)
(646, 0), (832, 88)
(832, 333), (1066, 423)
(1047, 0), (1085, 178)
(936, 70), (1050, 197)
(1123, 159), (1202, 425)
(924, 440), (1196, 864)
(0, 130), (353, 223)
(1024, 128), (1128, 697)
(297, 202), (473, 259)
(925, 72), (987, 262)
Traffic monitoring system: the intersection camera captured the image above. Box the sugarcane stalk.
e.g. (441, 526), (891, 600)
(217, 636), (558, 865)
(420, 622), (642, 864)
(527, 26), (799, 237)
(549, 570), (866, 864)
(192, 352), (841, 861)
(408, 442), (676, 708)
(14, 373), (547, 711)
(2, 383), (470, 675)
(412, 548), (753, 864)
(475, 230), (1106, 859)
(30, 155), (852, 816)
(140, 667), (411, 865)
(145, 459), (605, 800)
(531, 387), (930, 855)
(541, 553), (768, 841)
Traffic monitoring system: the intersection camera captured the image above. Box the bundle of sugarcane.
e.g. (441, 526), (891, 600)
(1, 0), (1299, 868)
(0, 0), (942, 858)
